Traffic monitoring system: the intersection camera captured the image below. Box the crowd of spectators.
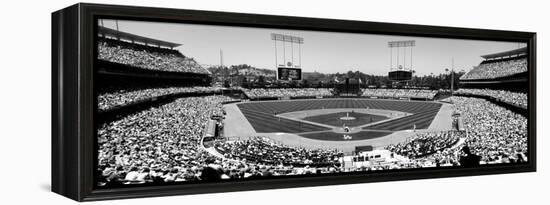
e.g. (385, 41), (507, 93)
(385, 131), (460, 159)
(243, 88), (334, 99)
(455, 89), (527, 109)
(98, 86), (225, 111)
(361, 89), (439, 100)
(451, 96), (528, 164)
(98, 39), (209, 74)
(97, 95), (234, 186)
(97, 94), (528, 186)
(391, 96), (528, 166)
(343, 94), (528, 168)
(460, 58), (527, 80)
(215, 136), (343, 166)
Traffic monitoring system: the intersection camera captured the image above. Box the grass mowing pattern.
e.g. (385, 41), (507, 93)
(237, 99), (441, 134)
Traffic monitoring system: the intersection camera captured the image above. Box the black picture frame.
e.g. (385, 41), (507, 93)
(52, 3), (536, 201)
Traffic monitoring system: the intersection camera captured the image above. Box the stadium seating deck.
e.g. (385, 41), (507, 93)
(361, 89), (439, 100)
(98, 38), (209, 74)
(460, 57), (527, 80)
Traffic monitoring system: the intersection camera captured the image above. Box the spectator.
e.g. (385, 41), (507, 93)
(450, 96), (528, 164)
(460, 58), (527, 80)
(97, 95), (234, 186)
(455, 89), (527, 109)
(362, 88), (439, 100)
(215, 136), (343, 166)
(98, 38), (209, 74)
(98, 86), (226, 111)
(243, 88), (334, 99)
(385, 131), (460, 159)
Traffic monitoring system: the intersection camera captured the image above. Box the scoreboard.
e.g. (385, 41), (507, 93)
(388, 70), (412, 81)
(277, 67), (302, 80)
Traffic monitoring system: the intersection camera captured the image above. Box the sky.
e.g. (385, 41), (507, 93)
(99, 19), (525, 76)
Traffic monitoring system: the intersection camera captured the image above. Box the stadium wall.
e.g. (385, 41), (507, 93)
(459, 72), (528, 92)
(97, 60), (212, 91)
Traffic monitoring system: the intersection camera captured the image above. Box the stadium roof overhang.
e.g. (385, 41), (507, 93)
(481, 47), (527, 60)
(98, 26), (182, 49)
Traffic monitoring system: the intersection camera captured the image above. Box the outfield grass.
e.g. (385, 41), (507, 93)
(237, 98), (441, 135)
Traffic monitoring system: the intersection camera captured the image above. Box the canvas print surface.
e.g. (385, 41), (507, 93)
(95, 19), (528, 188)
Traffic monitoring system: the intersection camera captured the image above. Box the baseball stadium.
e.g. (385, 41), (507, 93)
(95, 20), (529, 187)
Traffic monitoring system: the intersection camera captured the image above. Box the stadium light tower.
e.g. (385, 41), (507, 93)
(271, 33), (304, 81)
(451, 57), (454, 96)
(388, 40), (415, 71)
(388, 40), (416, 83)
